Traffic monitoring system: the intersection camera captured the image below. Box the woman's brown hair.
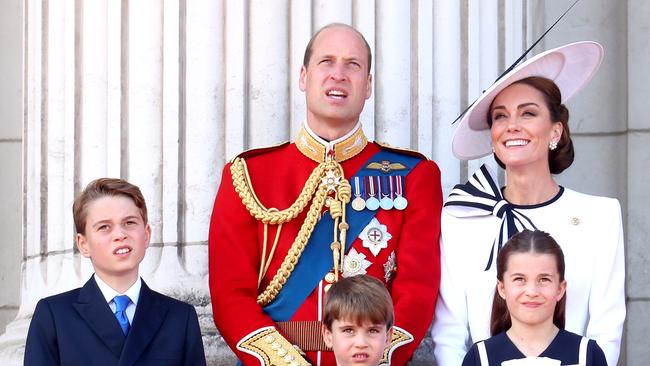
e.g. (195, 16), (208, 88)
(490, 229), (566, 336)
(488, 76), (574, 174)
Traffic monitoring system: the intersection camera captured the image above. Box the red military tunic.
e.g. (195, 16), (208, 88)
(209, 123), (442, 365)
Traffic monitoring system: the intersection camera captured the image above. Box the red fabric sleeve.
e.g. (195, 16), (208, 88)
(389, 159), (442, 364)
(208, 163), (276, 365)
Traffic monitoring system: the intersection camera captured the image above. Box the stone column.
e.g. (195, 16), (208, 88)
(626, 0), (650, 364)
(0, 0), (22, 336)
(0, 0), (222, 363)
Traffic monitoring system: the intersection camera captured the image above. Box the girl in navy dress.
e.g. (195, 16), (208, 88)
(462, 230), (607, 366)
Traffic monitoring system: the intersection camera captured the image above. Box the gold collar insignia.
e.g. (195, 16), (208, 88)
(296, 123), (368, 163)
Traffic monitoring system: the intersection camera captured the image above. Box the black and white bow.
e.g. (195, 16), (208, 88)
(444, 164), (537, 270)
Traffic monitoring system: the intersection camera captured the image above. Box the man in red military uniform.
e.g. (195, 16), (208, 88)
(209, 23), (442, 365)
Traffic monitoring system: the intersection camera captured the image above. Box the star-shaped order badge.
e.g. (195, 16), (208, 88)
(359, 218), (392, 256)
(343, 248), (372, 278)
(320, 169), (341, 193)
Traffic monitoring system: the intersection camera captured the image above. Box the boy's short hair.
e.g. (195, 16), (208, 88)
(323, 275), (394, 330)
(73, 178), (148, 235)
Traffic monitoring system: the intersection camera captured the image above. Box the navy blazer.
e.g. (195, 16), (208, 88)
(24, 276), (206, 366)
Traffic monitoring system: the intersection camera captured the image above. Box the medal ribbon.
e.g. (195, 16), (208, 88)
(354, 177), (362, 198)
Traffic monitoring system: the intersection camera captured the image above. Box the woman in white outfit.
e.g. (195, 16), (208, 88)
(431, 41), (625, 366)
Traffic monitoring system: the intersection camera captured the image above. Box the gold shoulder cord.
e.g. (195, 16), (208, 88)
(230, 157), (351, 307)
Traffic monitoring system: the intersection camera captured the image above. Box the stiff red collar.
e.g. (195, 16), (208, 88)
(296, 122), (368, 163)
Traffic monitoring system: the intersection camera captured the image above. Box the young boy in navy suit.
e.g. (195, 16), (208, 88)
(25, 178), (206, 366)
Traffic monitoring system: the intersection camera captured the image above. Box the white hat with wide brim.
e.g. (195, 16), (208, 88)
(451, 41), (604, 160)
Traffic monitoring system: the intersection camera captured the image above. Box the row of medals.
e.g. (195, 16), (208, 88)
(350, 175), (408, 212)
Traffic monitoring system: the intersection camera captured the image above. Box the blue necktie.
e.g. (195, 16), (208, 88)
(113, 295), (131, 335)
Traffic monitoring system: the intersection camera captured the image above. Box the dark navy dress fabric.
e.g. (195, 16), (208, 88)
(462, 329), (608, 366)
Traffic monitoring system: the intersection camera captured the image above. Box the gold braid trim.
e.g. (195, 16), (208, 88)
(379, 326), (414, 365)
(256, 182), (328, 306)
(231, 157), (348, 306)
(325, 178), (351, 281)
(230, 157), (327, 225)
(237, 327), (310, 366)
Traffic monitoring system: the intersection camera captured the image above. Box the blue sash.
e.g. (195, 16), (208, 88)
(263, 149), (421, 321)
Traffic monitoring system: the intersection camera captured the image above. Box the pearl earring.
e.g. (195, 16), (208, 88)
(549, 140), (558, 151)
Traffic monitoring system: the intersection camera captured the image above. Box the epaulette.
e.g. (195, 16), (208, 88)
(375, 141), (429, 161)
(230, 141), (290, 163)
